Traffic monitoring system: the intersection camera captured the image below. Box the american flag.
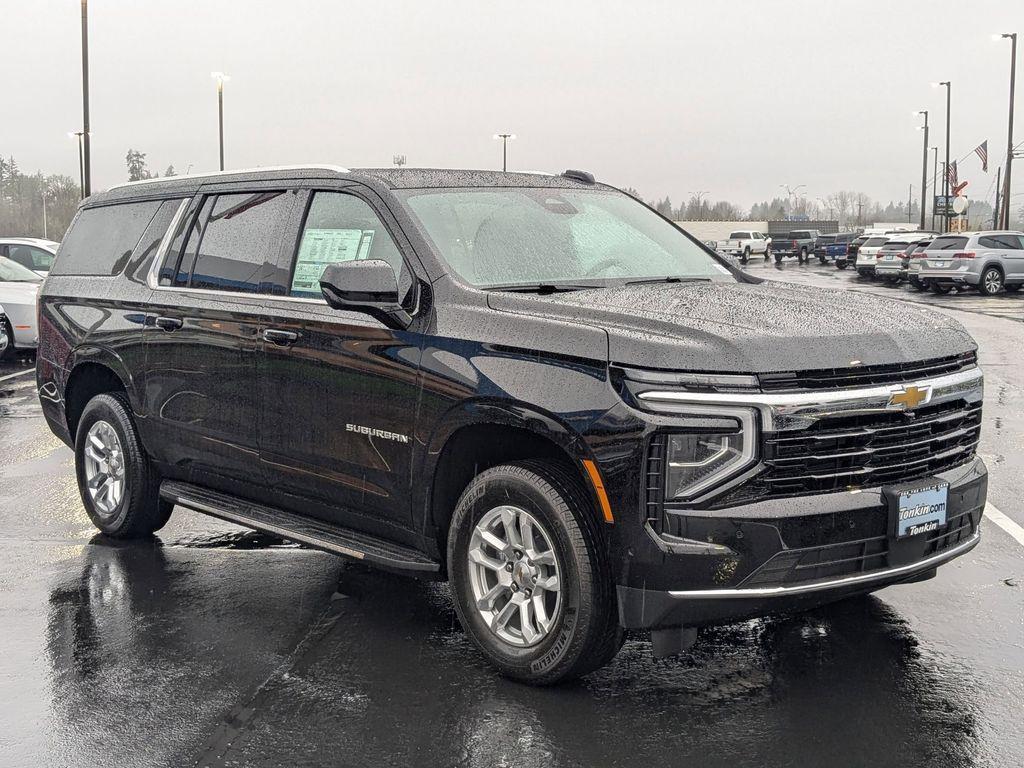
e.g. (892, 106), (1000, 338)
(945, 160), (958, 189)
(974, 140), (988, 172)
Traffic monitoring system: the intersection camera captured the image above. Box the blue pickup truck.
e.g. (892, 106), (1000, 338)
(825, 232), (864, 269)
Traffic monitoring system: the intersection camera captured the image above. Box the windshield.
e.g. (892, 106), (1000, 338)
(399, 187), (734, 288)
(880, 242), (908, 250)
(0, 256), (44, 283)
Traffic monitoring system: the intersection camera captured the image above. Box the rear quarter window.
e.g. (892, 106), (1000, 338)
(51, 201), (162, 276)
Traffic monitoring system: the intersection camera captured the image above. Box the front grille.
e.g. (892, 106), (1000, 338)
(758, 352), (976, 392)
(759, 398), (981, 498)
(738, 508), (978, 588)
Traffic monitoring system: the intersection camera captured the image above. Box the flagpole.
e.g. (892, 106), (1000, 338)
(993, 166), (1002, 229)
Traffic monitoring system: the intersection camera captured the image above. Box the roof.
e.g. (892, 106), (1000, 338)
(91, 165), (601, 205)
(349, 168), (593, 189)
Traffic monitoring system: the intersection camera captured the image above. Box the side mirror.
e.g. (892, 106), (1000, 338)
(319, 260), (413, 329)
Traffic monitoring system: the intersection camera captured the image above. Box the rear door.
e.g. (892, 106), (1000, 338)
(142, 184), (300, 497)
(257, 184), (426, 539)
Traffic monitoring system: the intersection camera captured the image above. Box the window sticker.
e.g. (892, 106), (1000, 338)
(291, 228), (375, 293)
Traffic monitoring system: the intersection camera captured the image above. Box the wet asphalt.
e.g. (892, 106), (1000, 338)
(1, 261), (1022, 768)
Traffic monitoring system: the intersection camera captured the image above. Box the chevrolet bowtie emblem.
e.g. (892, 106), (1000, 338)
(888, 385), (931, 410)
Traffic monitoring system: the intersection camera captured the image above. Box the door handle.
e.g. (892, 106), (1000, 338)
(263, 328), (299, 345)
(154, 316), (183, 331)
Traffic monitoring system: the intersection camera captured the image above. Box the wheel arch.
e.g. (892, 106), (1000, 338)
(63, 351), (135, 441)
(419, 402), (605, 567)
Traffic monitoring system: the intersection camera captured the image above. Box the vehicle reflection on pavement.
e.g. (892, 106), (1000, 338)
(44, 539), (982, 768)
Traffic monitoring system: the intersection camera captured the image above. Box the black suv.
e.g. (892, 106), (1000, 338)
(38, 167), (987, 684)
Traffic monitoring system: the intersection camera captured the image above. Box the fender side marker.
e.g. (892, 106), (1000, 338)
(582, 459), (614, 524)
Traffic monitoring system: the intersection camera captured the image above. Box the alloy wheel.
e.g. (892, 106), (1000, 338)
(83, 420), (127, 518)
(467, 505), (562, 648)
(984, 269), (1003, 294)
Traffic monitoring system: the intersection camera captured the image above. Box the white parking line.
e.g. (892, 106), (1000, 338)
(0, 368), (34, 383)
(986, 503), (1024, 549)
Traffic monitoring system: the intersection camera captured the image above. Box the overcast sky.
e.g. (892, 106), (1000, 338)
(3, 0), (1022, 209)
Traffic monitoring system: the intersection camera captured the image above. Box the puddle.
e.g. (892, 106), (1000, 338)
(169, 530), (303, 550)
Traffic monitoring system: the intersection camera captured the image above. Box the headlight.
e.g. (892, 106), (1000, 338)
(661, 408), (757, 500)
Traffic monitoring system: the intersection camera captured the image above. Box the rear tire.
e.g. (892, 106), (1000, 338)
(930, 283), (952, 295)
(763, 248), (770, 262)
(447, 461), (621, 684)
(836, 261), (848, 270)
(74, 393), (173, 538)
(979, 266), (1004, 296)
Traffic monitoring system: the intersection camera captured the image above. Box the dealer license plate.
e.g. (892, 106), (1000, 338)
(890, 482), (948, 538)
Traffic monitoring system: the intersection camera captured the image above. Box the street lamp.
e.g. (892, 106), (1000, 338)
(931, 146), (939, 231)
(493, 133), (516, 172)
(932, 81), (951, 232)
(69, 131), (86, 199)
(690, 190), (710, 219)
(211, 72), (231, 171)
(779, 184), (805, 216)
(916, 111), (929, 230)
(80, 0), (91, 196)
(994, 33), (1017, 228)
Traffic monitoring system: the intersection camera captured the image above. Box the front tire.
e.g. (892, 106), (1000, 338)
(74, 393), (172, 538)
(447, 461), (621, 684)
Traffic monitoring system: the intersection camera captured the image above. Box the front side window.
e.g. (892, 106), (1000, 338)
(399, 187), (732, 288)
(287, 192), (410, 300)
(179, 191), (292, 293)
(7, 245), (54, 271)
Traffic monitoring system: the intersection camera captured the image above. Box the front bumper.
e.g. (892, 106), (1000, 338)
(617, 456), (986, 629)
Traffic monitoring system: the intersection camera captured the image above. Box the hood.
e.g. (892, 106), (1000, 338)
(487, 280), (975, 372)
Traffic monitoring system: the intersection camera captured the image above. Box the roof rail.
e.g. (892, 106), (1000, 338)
(109, 164), (351, 190)
(562, 169), (596, 184)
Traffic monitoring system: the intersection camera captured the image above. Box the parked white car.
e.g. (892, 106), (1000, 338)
(0, 256), (43, 359)
(717, 230), (771, 263)
(0, 237), (59, 277)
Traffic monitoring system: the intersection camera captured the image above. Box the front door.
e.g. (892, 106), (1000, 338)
(258, 187), (425, 540)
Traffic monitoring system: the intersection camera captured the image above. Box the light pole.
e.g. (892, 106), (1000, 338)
(779, 184), (805, 216)
(930, 146), (939, 231)
(493, 133), (515, 172)
(933, 81), (951, 232)
(80, 0), (91, 196)
(41, 186), (48, 239)
(69, 131), (85, 199)
(211, 72), (230, 171)
(916, 111), (929, 230)
(995, 33), (1017, 229)
(690, 190), (710, 219)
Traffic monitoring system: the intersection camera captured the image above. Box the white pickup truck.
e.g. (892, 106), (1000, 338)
(716, 230), (771, 263)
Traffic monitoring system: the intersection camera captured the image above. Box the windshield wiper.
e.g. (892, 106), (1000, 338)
(623, 276), (712, 286)
(482, 283), (597, 294)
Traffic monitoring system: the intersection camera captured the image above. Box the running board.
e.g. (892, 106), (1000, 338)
(160, 480), (440, 573)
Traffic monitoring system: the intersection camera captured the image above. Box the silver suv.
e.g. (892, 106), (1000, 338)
(915, 231), (1024, 295)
